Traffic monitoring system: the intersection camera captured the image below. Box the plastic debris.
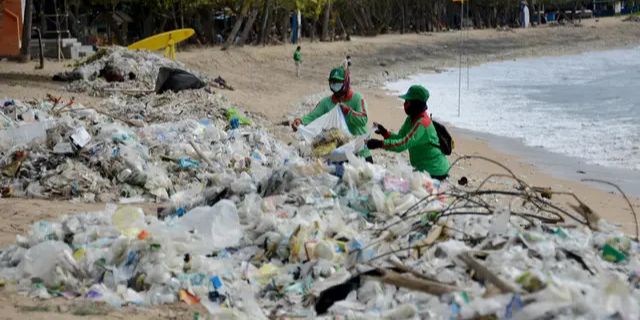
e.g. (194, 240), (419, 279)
(1, 49), (638, 320)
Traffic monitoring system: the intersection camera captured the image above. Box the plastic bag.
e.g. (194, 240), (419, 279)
(297, 106), (352, 143)
(177, 200), (243, 251)
(18, 240), (78, 287)
(327, 134), (368, 162)
(112, 206), (146, 238)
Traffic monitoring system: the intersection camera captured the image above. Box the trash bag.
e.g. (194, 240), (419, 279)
(155, 67), (206, 94)
(176, 200), (242, 252)
(297, 105), (352, 143)
(18, 240), (78, 287)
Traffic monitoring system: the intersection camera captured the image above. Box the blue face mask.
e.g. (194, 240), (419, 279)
(330, 83), (343, 93)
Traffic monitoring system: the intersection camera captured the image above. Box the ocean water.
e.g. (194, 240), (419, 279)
(385, 47), (640, 172)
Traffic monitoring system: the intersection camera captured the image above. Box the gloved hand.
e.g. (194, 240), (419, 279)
(339, 104), (350, 115)
(291, 118), (302, 131)
(367, 139), (384, 150)
(373, 122), (389, 137)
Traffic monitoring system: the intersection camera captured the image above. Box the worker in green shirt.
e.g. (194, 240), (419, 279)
(292, 67), (372, 162)
(293, 46), (302, 78)
(367, 85), (450, 180)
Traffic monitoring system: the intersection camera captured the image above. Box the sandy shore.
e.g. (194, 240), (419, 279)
(1, 15), (640, 319)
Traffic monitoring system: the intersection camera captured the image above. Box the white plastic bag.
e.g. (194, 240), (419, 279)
(327, 134), (369, 162)
(178, 200), (243, 251)
(18, 241), (78, 287)
(297, 105), (352, 143)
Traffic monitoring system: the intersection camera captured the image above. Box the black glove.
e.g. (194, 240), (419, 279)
(374, 123), (389, 137)
(367, 139), (384, 150)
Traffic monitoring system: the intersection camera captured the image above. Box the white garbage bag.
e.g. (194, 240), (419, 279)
(18, 241), (78, 287)
(177, 200), (243, 251)
(297, 105), (352, 143)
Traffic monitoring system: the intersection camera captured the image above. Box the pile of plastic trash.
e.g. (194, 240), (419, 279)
(98, 89), (240, 124)
(1, 150), (639, 319)
(53, 47), (203, 96)
(0, 95), (294, 202)
(2, 47), (638, 319)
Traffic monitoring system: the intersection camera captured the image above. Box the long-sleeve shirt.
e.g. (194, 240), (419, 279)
(301, 89), (371, 158)
(382, 112), (449, 176)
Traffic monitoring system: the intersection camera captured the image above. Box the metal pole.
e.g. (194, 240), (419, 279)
(458, 0), (463, 117)
(34, 27), (44, 69)
(466, 0), (470, 89)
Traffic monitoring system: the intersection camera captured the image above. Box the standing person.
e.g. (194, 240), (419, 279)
(341, 55), (352, 71)
(291, 67), (372, 162)
(293, 46), (303, 78)
(520, 0), (530, 28)
(366, 85), (449, 180)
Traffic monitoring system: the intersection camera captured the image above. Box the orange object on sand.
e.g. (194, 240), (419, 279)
(137, 230), (150, 240)
(179, 289), (200, 305)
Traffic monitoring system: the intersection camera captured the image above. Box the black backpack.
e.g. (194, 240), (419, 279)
(431, 117), (454, 156)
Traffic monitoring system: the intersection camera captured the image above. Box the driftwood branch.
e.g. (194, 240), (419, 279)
(458, 252), (522, 294)
(582, 178), (638, 240)
(367, 269), (460, 296)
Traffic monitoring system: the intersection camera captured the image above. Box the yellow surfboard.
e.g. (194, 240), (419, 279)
(128, 28), (195, 60)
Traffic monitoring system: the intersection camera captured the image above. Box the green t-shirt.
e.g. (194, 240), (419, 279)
(382, 113), (450, 176)
(301, 90), (371, 158)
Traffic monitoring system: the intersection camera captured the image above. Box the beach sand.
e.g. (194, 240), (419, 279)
(1, 15), (639, 319)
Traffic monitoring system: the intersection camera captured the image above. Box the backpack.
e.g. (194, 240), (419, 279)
(431, 118), (454, 156)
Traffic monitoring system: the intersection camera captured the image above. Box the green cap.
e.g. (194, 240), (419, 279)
(328, 67), (346, 81)
(399, 85), (430, 102)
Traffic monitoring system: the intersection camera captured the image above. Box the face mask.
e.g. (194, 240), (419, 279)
(330, 83), (343, 93)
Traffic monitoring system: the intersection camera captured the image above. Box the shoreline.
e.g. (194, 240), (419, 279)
(453, 126), (640, 197)
(378, 45), (640, 198)
(363, 85), (640, 233)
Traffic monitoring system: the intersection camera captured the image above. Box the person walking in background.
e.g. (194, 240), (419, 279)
(367, 85), (450, 180)
(293, 46), (303, 78)
(342, 55), (352, 71)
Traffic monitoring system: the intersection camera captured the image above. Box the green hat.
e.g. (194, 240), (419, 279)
(399, 85), (430, 102)
(328, 67), (346, 81)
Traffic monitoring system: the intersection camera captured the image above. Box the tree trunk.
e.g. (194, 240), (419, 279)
(238, 8), (259, 46)
(258, 0), (272, 45)
(336, 15), (349, 40)
(202, 9), (214, 44)
(400, 0), (406, 34)
(310, 18), (317, 42)
(180, 0), (185, 28)
(223, 1), (251, 50)
(280, 9), (289, 43)
(20, 0), (33, 62)
(321, 0), (332, 41)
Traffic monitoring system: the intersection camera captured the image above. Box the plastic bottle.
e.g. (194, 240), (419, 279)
(111, 206), (145, 238)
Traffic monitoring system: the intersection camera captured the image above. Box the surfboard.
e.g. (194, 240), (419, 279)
(128, 28), (195, 51)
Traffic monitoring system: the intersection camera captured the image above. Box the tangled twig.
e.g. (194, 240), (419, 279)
(582, 178), (638, 240)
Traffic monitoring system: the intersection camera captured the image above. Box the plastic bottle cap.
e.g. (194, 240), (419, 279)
(210, 275), (223, 289)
